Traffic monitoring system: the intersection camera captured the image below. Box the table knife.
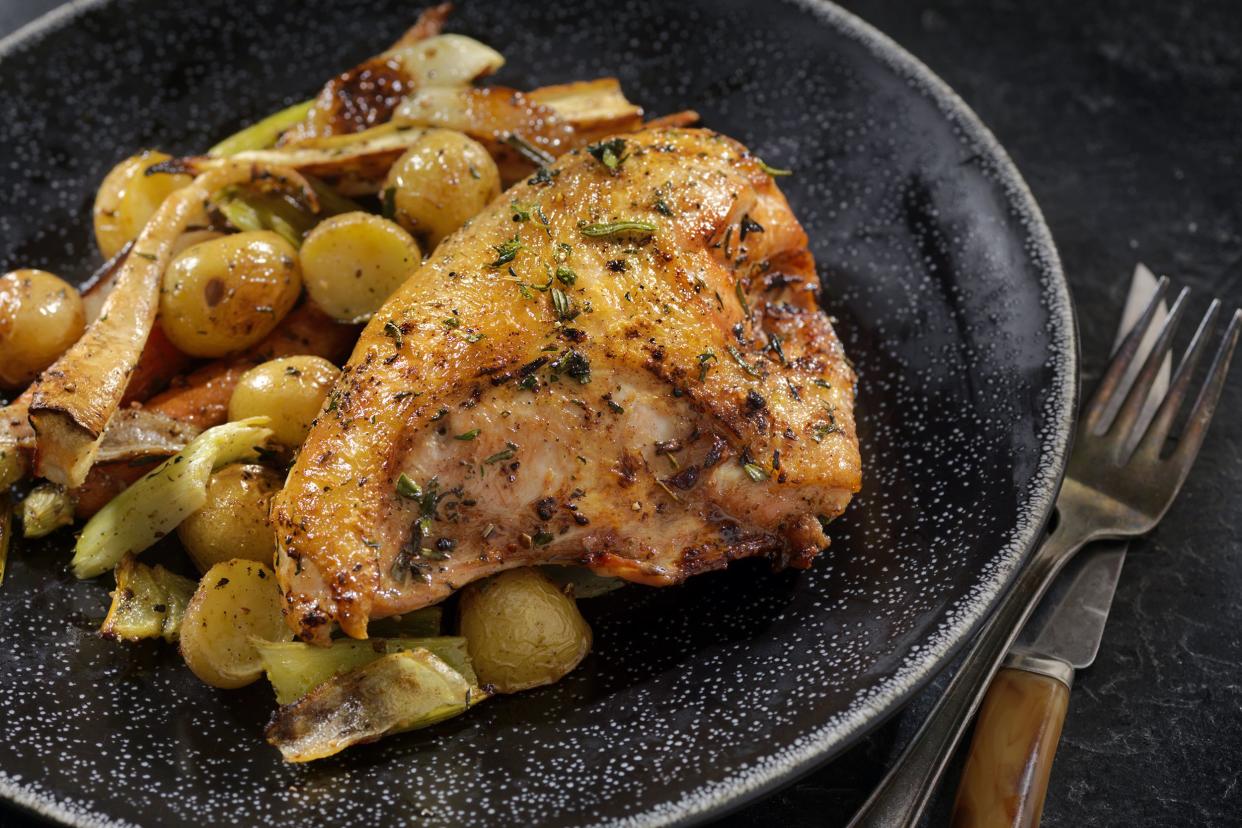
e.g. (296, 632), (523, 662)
(949, 265), (1170, 827)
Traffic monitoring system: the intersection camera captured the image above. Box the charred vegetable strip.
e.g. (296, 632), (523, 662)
(29, 161), (313, 488)
(71, 418), (273, 579)
(265, 649), (487, 762)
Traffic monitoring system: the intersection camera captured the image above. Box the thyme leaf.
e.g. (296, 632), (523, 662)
(580, 220), (656, 238)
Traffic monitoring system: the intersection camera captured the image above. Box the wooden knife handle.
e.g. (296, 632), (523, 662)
(950, 655), (1073, 828)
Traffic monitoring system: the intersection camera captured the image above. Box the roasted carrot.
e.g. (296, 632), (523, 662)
(145, 303), (357, 429)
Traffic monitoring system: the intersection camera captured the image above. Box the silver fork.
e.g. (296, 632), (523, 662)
(849, 279), (1242, 828)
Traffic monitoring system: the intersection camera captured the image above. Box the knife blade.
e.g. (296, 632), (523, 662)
(1011, 263), (1170, 667)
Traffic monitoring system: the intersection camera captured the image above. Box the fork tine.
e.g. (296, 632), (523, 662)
(1082, 275), (1171, 433)
(1135, 299), (1222, 459)
(1106, 286), (1190, 451)
(1159, 309), (1241, 481)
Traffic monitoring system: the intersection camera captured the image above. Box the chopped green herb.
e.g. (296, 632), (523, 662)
(735, 281), (750, 317)
(510, 201), (531, 222)
(756, 158), (793, 177)
(464, 331), (485, 343)
(382, 186), (397, 220)
(697, 350), (717, 381)
(455, 429), (480, 441)
(550, 287), (574, 320)
(528, 166), (559, 186)
(555, 266), (577, 286)
(580, 220), (656, 238)
(739, 214), (765, 240)
(743, 462), (769, 482)
(654, 195), (674, 216)
(532, 530), (554, 546)
(383, 321), (403, 347)
(484, 443), (518, 464)
(503, 133), (556, 166)
(813, 378), (831, 389)
(727, 345), (761, 378)
(768, 333), (787, 365)
(430, 407), (448, 421)
(490, 234), (522, 267)
(396, 473), (422, 500)
(587, 137), (628, 173)
(442, 317), (461, 329)
(552, 349), (592, 384)
(134, 251), (157, 261)
(517, 374), (539, 391)
(605, 398), (624, 414)
(468, 163), (481, 180)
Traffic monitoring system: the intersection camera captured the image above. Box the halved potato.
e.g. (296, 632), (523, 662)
(180, 559), (289, 689)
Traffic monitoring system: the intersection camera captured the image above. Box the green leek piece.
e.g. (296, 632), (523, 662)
(21, 483), (74, 538)
(72, 418), (272, 579)
(100, 555), (197, 643)
(0, 495), (11, 588)
(265, 648), (488, 762)
(209, 99), (314, 157)
(255, 635), (474, 705)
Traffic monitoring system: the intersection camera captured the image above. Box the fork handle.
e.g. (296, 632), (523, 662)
(949, 654), (1073, 828)
(847, 513), (1090, 828)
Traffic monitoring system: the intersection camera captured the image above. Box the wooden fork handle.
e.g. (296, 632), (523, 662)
(950, 653), (1073, 828)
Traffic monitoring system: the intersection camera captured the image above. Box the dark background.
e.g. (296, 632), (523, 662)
(2, 1), (1239, 826)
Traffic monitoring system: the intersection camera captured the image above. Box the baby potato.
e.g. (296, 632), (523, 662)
(180, 559), (289, 689)
(383, 129), (500, 249)
(160, 230), (302, 357)
(177, 463), (282, 573)
(0, 269), (86, 389)
(93, 150), (193, 258)
(300, 212), (420, 322)
(228, 355), (340, 448)
(458, 567), (592, 694)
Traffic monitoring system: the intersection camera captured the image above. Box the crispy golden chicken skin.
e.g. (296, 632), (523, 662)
(273, 128), (861, 643)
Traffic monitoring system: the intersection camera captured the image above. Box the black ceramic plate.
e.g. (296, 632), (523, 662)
(0, 0), (1077, 825)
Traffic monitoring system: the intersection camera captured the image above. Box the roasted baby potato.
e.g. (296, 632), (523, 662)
(299, 212), (421, 322)
(177, 463), (282, 572)
(383, 129), (500, 249)
(160, 230), (302, 357)
(457, 567), (592, 693)
(0, 269), (86, 389)
(228, 355), (340, 447)
(93, 150), (193, 258)
(179, 559), (289, 689)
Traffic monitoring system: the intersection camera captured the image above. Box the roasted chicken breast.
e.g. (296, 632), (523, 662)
(273, 127), (861, 643)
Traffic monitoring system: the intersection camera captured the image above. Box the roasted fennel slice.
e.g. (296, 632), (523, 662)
(100, 555), (196, 643)
(254, 635), (474, 705)
(264, 648), (487, 762)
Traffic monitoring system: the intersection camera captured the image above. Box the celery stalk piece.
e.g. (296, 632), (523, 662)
(254, 635), (474, 705)
(265, 648), (488, 762)
(100, 555), (196, 643)
(0, 494), (11, 588)
(362, 606), (443, 638)
(71, 418), (272, 579)
(20, 483), (74, 538)
(209, 99), (314, 157)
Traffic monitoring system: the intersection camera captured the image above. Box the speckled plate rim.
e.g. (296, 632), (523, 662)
(0, 1), (1079, 826)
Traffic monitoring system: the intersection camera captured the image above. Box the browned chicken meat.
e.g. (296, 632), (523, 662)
(273, 127), (861, 643)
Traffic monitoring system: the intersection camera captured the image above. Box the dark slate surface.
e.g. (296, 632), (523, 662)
(1, 1), (1239, 826)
